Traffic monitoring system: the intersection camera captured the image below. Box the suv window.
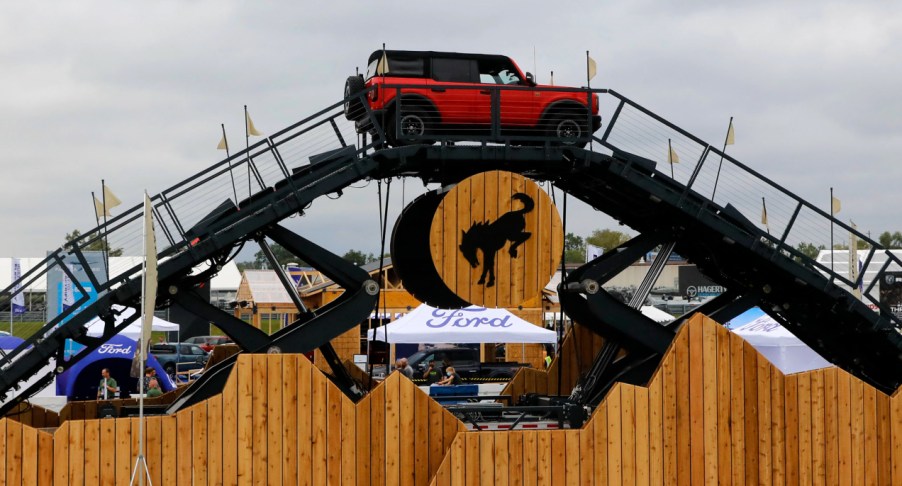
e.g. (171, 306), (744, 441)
(477, 58), (522, 85)
(366, 54), (425, 80)
(432, 58), (477, 83)
(151, 344), (175, 354)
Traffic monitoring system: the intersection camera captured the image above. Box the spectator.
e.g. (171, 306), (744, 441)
(398, 357), (414, 379)
(143, 367), (156, 391)
(423, 360), (442, 384)
(437, 366), (462, 386)
(97, 368), (119, 400)
(146, 378), (163, 398)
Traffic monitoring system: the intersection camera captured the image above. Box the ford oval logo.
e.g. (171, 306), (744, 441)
(97, 343), (132, 355)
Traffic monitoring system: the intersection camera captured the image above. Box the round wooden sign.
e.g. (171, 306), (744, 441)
(430, 170), (563, 308)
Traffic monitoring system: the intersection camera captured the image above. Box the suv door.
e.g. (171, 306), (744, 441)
(476, 57), (535, 128)
(429, 57), (481, 126)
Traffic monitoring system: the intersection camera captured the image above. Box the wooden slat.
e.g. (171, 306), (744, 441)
(508, 431), (523, 486)
(523, 429), (537, 486)
(356, 394), (371, 486)
(729, 334), (745, 484)
(177, 409), (193, 485)
(99, 416), (115, 486)
(252, 354), (268, 484)
(341, 393), (357, 486)
(53, 421), (68, 486)
(236, 354), (253, 485)
(7, 418), (22, 486)
(370, 382), (385, 486)
(267, 354), (282, 486)
(863, 383), (878, 486)
(299, 355), (313, 486)
(38, 429), (53, 486)
(876, 391), (892, 486)
(465, 433), (480, 486)
(757, 356), (772, 486)
(701, 321), (718, 485)
(451, 179), (467, 302)
(223, 357), (239, 485)
(891, 390), (902, 485)
(673, 328), (690, 486)
(812, 371), (827, 486)
(742, 338), (759, 485)
(428, 390), (443, 477)
(480, 431), (496, 485)
(146, 415), (162, 486)
(385, 375), (400, 485)
(621, 385), (636, 485)
(594, 402), (608, 486)
(661, 350), (677, 484)
(784, 374), (799, 485)
(195, 401), (209, 486)
(688, 318), (704, 485)
(607, 385), (622, 485)
(850, 376), (864, 485)
(715, 325), (731, 486)
(823, 368), (839, 486)
(399, 379), (415, 486)
(635, 386), (649, 486)
(770, 363), (786, 486)
(450, 433), (466, 486)
(281, 356), (297, 485)
(648, 372), (663, 486)
(414, 386), (429, 485)
(162, 415), (178, 486)
(497, 171), (513, 308)
(207, 390), (223, 486)
(312, 369), (328, 486)
(68, 417), (84, 485)
(579, 421), (595, 486)
(22, 424), (38, 486)
(836, 370), (852, 486)
(114, 418), (131, 486)
(482, 170), (499, 306)
(496, 431), (510, 486)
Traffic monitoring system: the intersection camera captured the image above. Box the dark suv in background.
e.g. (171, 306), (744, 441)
(344, 50), (601, 146)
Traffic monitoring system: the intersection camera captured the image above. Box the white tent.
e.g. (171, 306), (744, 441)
(729, 309), (832, 374)
(367, 304), (557, 344)
(86, 305), (181, 341)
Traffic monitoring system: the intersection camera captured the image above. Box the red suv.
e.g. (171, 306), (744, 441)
(344, 50), (601, 146)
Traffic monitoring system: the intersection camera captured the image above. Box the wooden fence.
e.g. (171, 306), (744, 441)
(432, 313), (902, 485)
(2, 313), (901, 484)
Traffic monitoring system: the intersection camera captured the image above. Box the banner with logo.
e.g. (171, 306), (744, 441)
(879, 271), (902, 320)
(46, 252), (107, 359)
(678, 265), (725, 299)
(10, 258), (25, 315)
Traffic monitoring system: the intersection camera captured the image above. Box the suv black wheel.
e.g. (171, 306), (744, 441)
(343, 75), (366, 121)
(550, 115), (588, 147)
(387, 109), (435, 146)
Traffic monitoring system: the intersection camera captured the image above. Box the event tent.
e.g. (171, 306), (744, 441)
(367, 305), (557, 344)
(728, 308), (832, 374)
(85, 305), (180, 341)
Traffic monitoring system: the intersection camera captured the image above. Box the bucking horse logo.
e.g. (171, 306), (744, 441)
(459, 193), (535, 287)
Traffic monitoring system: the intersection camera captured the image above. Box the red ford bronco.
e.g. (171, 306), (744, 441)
(344, 50), (601, 146)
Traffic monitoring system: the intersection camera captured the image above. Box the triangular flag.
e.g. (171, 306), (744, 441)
(761, 201), (768, 226)
(103, 184), (122, 210)
(246, 111), (262, 137)
(217, 133), (229, 151)
(376, 51), (390, 75)
(726, 121), (735, 145)
(668, 145), (679, 164)
(93, 196), (110, 219)
(141, 192), (158, 364)
(831, 195), (841, 214)
(587, 55), (597, 81)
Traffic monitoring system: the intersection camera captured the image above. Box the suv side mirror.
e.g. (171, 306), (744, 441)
(525, 72), (535, 84)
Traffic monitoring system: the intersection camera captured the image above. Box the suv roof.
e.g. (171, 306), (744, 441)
(368, 50), (511, 65)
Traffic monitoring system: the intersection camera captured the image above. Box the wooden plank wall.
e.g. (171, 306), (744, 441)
(503, 323), (606, 399)
(432, 313), (902, 485)
(0, 355), (464, 485)
(3, 313), (902, 484)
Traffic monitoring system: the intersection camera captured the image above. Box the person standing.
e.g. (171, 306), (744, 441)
(146, 378), (163, 398)
(97, 368), (119, 400)
(398, 357), (414, 379)
(423, 360), (442, 384)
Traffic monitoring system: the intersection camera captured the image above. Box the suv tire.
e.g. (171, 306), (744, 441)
(387, 109), (435, 146)
(550, 115), (587, 147)
(343, 76), (366, 121)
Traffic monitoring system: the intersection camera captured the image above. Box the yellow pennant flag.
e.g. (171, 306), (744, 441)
(588, 55), (598, 81)
(726, 120), (735, 145)
(93, 196), (110, 219)
(246, 111), (262, 137)
(376, 51), (390, 75)
(103, 184), (122, 210)
(217, 133), (229, 151)
(761, 199), (768, 226)
(831, 195), (841, 214)
(668, 145), (679, 164)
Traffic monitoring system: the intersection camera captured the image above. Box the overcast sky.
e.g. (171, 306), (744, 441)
(1, 1), (900, 261)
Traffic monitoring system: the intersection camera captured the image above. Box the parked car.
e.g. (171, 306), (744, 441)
(184, 335), (233, 353)
(406, 346), (530, 380)
(149, 342), (210, 377)
(344, 49), (601, 146)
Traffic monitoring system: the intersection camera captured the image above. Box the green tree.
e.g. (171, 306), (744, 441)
(878, 231), (902, 249)
(586, 228), (632, 253)
(343, 249), (376, 266)
(796, 242), (824, 259)
(564, 232), (585, 263)
(64, 229), (123, 256)
(250, 242), (305, 269)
